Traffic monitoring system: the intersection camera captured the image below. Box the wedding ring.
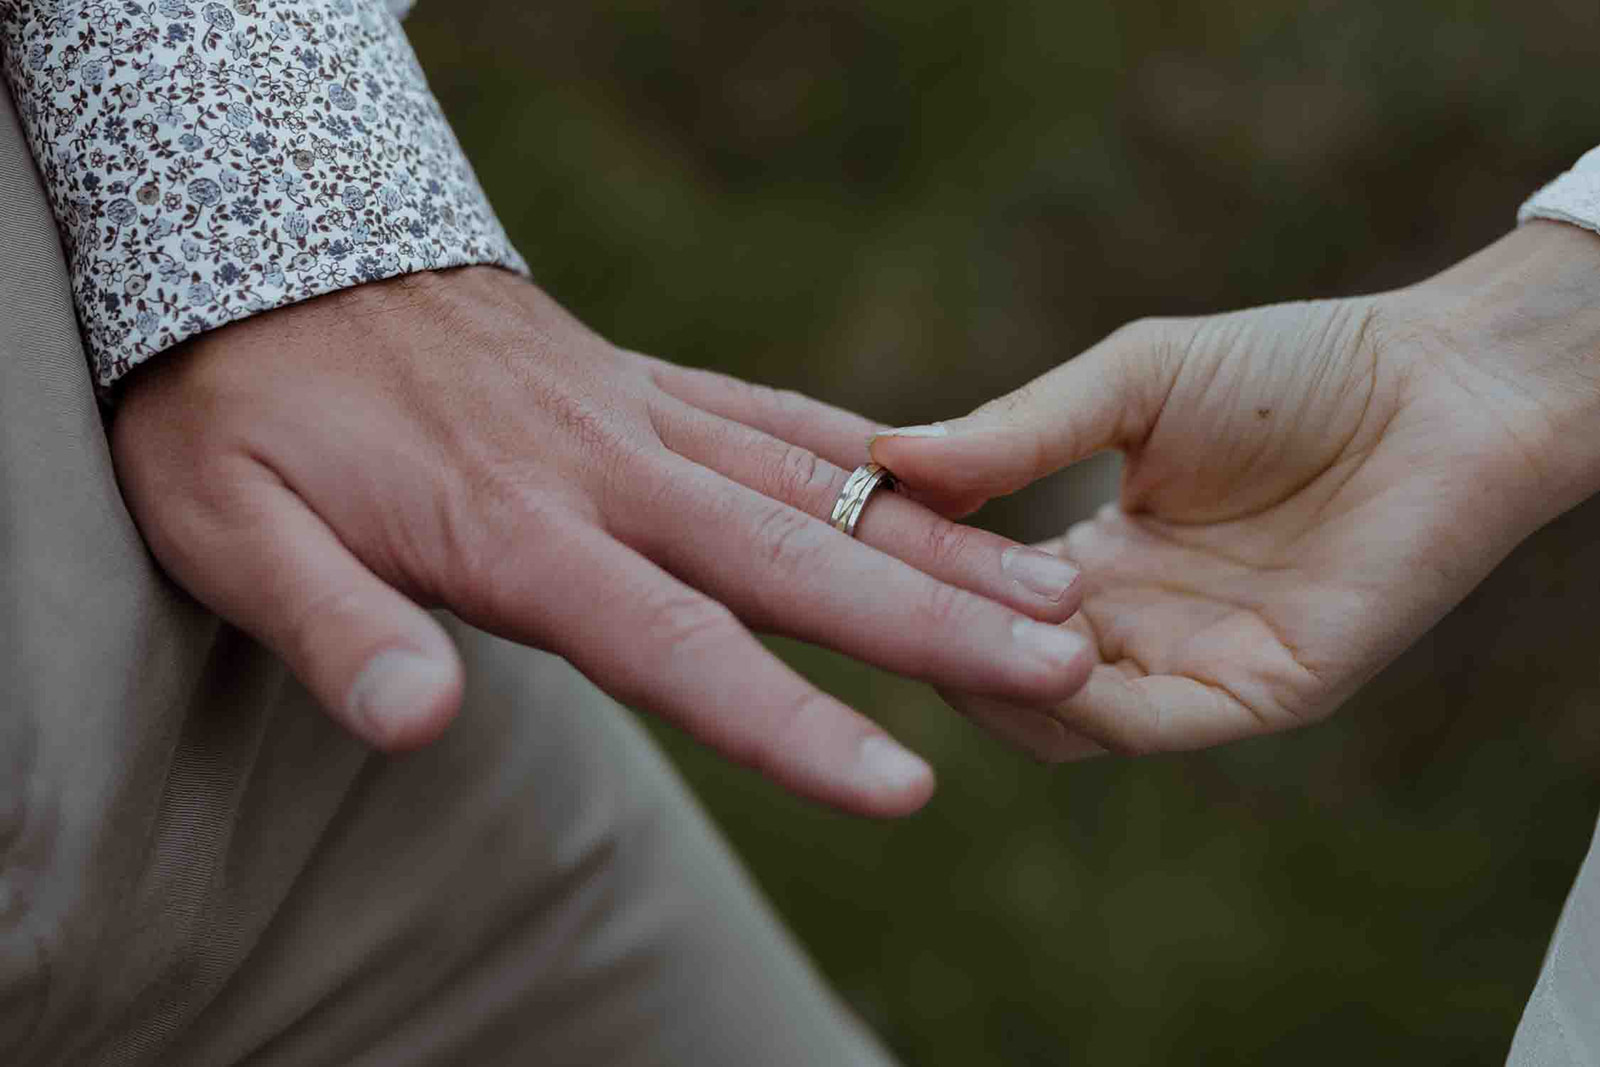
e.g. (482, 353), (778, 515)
(829, 463), (897, 538)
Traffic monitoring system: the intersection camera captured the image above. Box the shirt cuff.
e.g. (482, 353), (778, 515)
(1519, 146), (1600, 238)
(0, 0), (528, 391)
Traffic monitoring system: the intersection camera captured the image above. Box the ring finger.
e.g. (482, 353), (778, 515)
(648, 398), (1083, 623)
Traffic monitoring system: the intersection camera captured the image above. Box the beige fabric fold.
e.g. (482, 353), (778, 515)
(0, 80), (891, 1067)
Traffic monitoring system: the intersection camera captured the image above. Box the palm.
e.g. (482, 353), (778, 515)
(879, 224), (1594, 760)
(1048, 299), (1536, 752)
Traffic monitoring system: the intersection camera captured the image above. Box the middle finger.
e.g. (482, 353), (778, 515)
(608, 450), (1095, 708)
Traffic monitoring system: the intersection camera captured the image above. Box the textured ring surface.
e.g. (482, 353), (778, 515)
(829, 463), (897, 538)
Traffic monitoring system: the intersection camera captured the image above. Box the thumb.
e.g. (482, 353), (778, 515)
(144, 471), (464, 751)
(869, 318), (1181, 516)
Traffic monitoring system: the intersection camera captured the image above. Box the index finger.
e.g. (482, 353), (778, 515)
(645, 358), (885, 468)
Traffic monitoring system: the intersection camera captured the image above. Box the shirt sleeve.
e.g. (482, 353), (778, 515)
(0, 0), (528, 390)
(1520, 146), (1600, 237)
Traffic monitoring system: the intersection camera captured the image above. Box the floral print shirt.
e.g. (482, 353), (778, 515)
(0, 0), (527, 390)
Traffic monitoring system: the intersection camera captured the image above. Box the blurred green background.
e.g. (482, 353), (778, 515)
(411, 2), (1600, 1061)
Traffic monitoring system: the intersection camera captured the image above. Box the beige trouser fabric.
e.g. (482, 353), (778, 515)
(0, 86), (893, 1066)
(1508, 814), (1600, 1065)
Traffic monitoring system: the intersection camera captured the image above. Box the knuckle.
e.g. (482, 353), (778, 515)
(521, 369), (643, 474)
(638, 593), (741, 661)
(544, 388), (620, 456)
(921, 516), (977, 571)
(475, 470), (567, 536)
(977, 377), (1042, 419)
(751, 504), (829, 572)
(914, 579), (970, 633)
(444, 483), (565, 618)
(734, 379), (807, 436)
(745, 378), (787, 411)
(766, 386), (808, 427)
(280, 584), (368, 676)
(1115, 314), (1194, 372)
(534, 393), (654, 511)
(725, 376), (776, 418)
(754, 689), (839, 775)
(768, 444), (832, 506)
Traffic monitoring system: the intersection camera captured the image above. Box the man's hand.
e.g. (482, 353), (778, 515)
(110, 266), (1095, 817)
(872, 222), (1600, 761)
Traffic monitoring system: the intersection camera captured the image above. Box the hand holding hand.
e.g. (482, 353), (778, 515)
(110, 267), (1097, 816)
(874, 222), (1600, 760)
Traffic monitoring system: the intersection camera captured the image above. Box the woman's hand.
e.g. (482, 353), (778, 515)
(872, 221), (1600, 761)
(110, 266), (1096, 817)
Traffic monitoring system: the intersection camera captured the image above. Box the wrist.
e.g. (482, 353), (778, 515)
(1389, 220), (1600, 522)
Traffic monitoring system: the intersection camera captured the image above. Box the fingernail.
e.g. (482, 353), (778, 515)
(348, 649), (453, 740)
(856, 735), (933, 793)
(1002, 545), (1080, 603)
(1011, 618), (1089, 668)
(875, 422), (949, 439)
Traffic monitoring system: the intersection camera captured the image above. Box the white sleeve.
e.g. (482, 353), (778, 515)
(1520, 147), (1600, 237)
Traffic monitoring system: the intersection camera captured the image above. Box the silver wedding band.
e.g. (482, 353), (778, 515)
(829, 463), (897, 538)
